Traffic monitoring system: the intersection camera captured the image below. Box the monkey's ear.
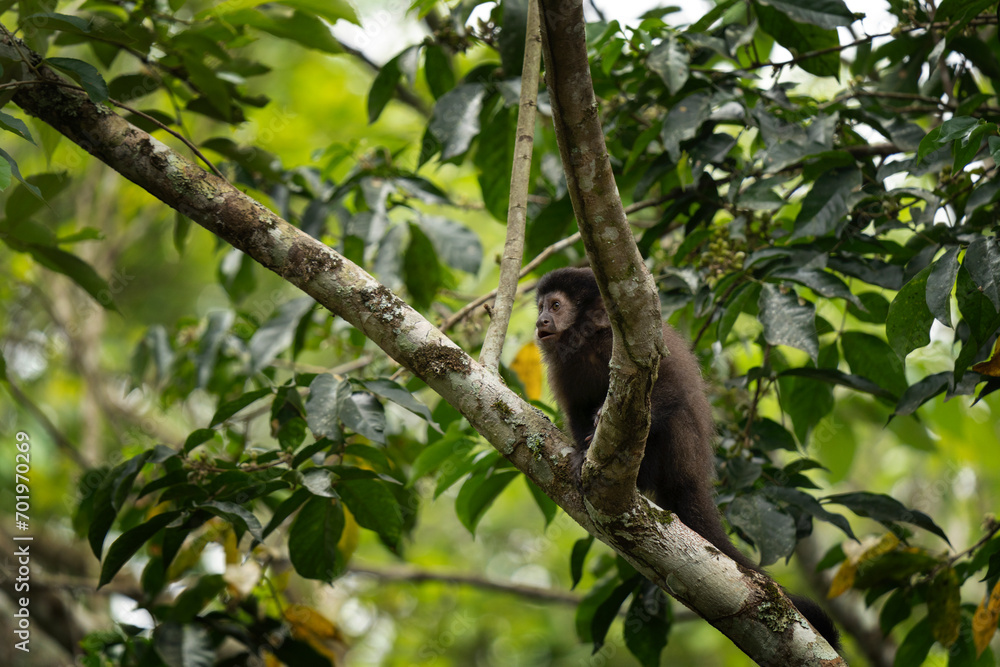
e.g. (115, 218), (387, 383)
(589, 304), (610, 328)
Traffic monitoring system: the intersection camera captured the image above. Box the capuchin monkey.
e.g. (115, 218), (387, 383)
(535, 267), (840, 650)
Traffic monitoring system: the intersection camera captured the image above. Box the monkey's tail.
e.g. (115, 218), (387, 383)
(665, 492), (841, 650)
(787, 594), (841, 650)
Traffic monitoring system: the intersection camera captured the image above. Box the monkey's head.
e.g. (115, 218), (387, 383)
(535, 267), (606, 352)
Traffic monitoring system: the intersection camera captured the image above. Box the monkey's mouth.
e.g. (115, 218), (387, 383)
(537, 331), (555, 341)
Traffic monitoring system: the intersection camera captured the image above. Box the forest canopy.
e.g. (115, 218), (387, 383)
(1, 0), (999, 666)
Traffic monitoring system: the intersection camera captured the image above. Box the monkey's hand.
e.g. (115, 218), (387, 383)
(583, 407), (602, 445)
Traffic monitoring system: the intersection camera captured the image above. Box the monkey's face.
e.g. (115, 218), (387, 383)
(536, 290), (576, 350)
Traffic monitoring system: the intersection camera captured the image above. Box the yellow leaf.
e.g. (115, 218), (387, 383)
(973, 579), (1000, 657)
(285, 604), (346, 662)
(827, 560), (857, 598)
(972, 337), (1000, 377)
(338, 508), (359, 562)
(222, 525), (239, 565)
(510, 341), (543, 400)
(859, 533), (900, 561)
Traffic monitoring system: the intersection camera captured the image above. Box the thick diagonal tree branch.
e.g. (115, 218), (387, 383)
(3, 24), (841, 665)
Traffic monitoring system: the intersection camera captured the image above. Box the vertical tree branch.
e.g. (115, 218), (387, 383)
(479, 0), (541, 371)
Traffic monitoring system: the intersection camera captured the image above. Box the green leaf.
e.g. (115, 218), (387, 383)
(825, 491), (950, 544)
(624, 583), (671, 667)
(306, 374), (342, 439)
(756, 0), (854, 28)
(717, 282), (760, 344)
(749, 417), (798, 451)
(429, 83), (486, 161)
(660, 92), (711, 159)
(0, 152), (11, 191)
(262, 488), (311, 540)
(926, 246), (960, 327)
(144, 325), (174, 385)
(45, 57), (109, 103)
(755, 3), (841, 79)
(771, 267), (862, 306)
(779, 364), (835, 443)
(362, 378), (441, 431)
(288, 496), (346, 580)
(475, 105), (515, 221)
(789, 167), (860, 240)
(570, 535), (595, 589)
(4, 172), (69, 223)
(893, 616), (934, 667)
(840, 332), (908, 397)
(368, 48), (406, 123)
(758, 284), (818, 362)
(879, 588), (912, 635)
(409, 427), (477, 484)
(232, 8), (343, 55)
(200, 501), (263, 542)
(403, 222), (445, 310)
(164, 575), (227, 624)
(415, 215), (483, 274)
(88, 450), (157, 558)
(0, 111), (33, 143)
(964, 235), (1000, 310)
(99, 511), (183, 588)
(195, 310), (233, 388)
(108, 73), (160, 103)
(690, 0), (740, 31)
(727, 494), (796, 566)
(840, 331), (908, 400)
(210, 388), (272, 427)
(576, 576), (621, 643)
(455, 470), (519, 533)
(338, 478), (403, 548)
(927, 567), (961, 647)
(276, 0), (358, 23)
(20, 12), (93, 34)
(938, 116), (981, 144)
(779, 366), (897, 401)
(497, 0), (528, 75)
(647, 34), (689, 95)
(886, 264), (934, 362)
(339, 391), (386, 444)
(424, 44), (455, 99)
(591, 577), (639, 650)
(764, 487), (856, 540)
(183, 428), (216, 454)
(957, 264), (1000, 347)
(893, 371), (950, 417)
(0, 217), (56, 246)
(847, 291), (891, 324)
(202, 138), (282, 180)
(525, 476), (558, 526)
(248, 297), (314, 374)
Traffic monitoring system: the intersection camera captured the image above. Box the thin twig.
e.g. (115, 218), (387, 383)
(479, 0), (541, 371)
(109, 99), (227, 180)
(2, 377), (85, 466)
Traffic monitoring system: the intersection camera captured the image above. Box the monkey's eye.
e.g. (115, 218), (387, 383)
(551, 300), (560, 310)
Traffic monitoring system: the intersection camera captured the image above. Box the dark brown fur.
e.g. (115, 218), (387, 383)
(535, 267), (839, 650)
